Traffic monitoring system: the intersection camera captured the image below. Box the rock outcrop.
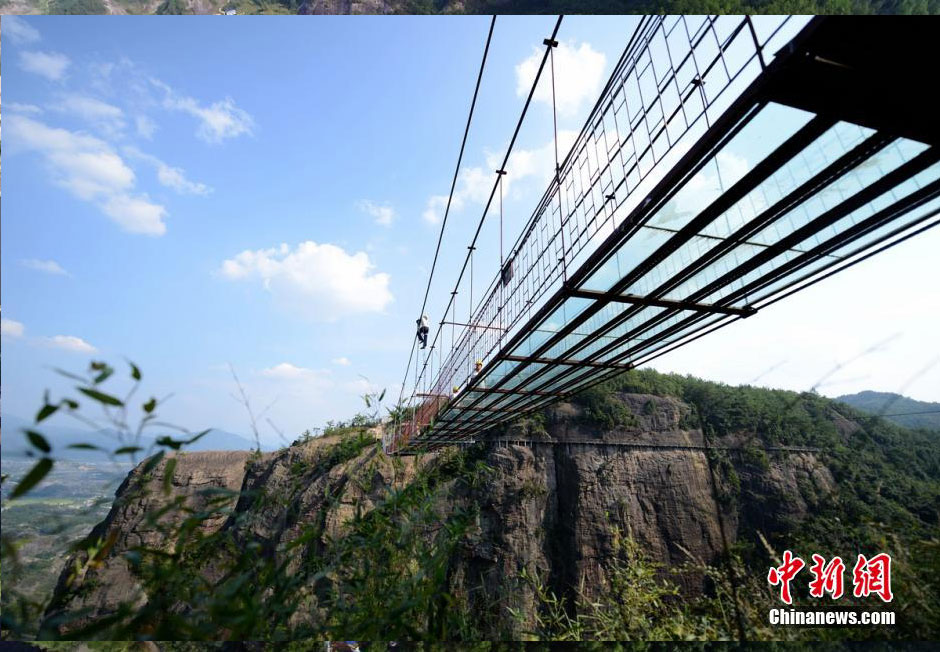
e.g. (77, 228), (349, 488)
(42, 450), (255, 632)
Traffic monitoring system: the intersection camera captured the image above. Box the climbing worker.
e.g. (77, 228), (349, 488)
(452, 385), (460, 399)
(416, 313), (430, 349)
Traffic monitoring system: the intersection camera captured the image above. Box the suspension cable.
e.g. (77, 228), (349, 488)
(407, 15), (565, 407)
(546, 36), (567, 284)
(396, 16), (497, 410)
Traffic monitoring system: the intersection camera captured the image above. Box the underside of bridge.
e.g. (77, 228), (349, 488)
(387, 16), (940, 454)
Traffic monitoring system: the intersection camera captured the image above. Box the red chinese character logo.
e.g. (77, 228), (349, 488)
(852, 553), (893, 602)
(767, 549), (805, 605)
(808, 554), (845, 599)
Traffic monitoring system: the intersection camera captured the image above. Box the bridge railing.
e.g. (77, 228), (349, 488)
(390, 15), (808, 453)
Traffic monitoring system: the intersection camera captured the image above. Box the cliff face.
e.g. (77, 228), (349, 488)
(43, 393), (835, 637)
(42, 451), (254, 630)
(442, 394), (834, 625)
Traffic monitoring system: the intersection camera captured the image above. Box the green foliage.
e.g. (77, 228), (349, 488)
(518, 478), (548, 500)
(155, 0), (195, 14)
(572, 385), (637, 430)
(513, 531), (710, 640)
(48, 0), (108, 12)
(0, 360), (208, 639)
(740, 443), (771, 471)
(597, 368), (940, 537)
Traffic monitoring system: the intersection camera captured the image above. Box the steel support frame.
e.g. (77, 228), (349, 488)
(440, 149), (940, 438)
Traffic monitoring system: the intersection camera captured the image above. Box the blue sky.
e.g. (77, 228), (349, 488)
(3, 15), (939, 447)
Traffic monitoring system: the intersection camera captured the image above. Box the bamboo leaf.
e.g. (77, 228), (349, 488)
(163, 457), (177, 495)
(68, 443), (102, 451)
(36, 403), (58, 423)
(78, 387), (124, 407)
(11, 458), (53, 499)
(24, 430), (52, 454)
(142, 450), (165, 475)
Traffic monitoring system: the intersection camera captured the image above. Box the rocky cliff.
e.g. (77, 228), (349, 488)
(42, 390), (841, 638)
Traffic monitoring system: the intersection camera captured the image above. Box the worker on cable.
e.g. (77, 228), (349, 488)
(416, 313), (430, 349)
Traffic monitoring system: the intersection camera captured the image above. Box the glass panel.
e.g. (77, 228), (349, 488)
(455, 390), (484, 408)
(581, 226), (672, 291)
(502, 363), (548, 391)
(749, 137), (929, 247)
(699, 149), (937, 305)
(637, 121), (876, 299)
(540, 366), (597, 393)
(744, 185), (940, 305)
(647, 102), (815, 232)
(523, 363), (575, 393)
(580, 103), (813, 296)
(661, 135), (928, 303)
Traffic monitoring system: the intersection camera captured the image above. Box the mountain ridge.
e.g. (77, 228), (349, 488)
(836, 390), (940, 430)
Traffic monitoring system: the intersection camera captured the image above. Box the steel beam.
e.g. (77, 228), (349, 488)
(566, 288), (755, 317)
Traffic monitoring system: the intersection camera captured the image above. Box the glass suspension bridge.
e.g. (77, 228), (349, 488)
(386, 15), (940, 454)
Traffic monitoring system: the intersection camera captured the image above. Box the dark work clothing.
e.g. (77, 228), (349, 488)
(417, 326), (429, 348)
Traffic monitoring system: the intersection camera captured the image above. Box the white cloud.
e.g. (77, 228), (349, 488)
(1, 319), (26, 338)
(332, 357), (351, 366)
(344, 377), (375, 394)
(4, 16), (41, 45)
(422, 131), (578, 225)
(124, 146), (211, 196)
(54, 95), (125, 135)
(7, 102), (44, 115)
(20, 51), (71, 82)
(8, 114), (134, 198)
(7, 115), (168, 236)
(262, 362), (320, 380)
(44, 335), (97, 353)
(136, 115), (157, 139)
(219, 241), (393, 320)
(357, 200), (395, 227)
(422, 165), (493, 225)
(502, 129), (579, 192)
(156, 165), (211, 196)
(21, 258), (69, 276)
(516, 41), (606, 116)
(100, 195), (167, 236)
(153, 79), (254, 144)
